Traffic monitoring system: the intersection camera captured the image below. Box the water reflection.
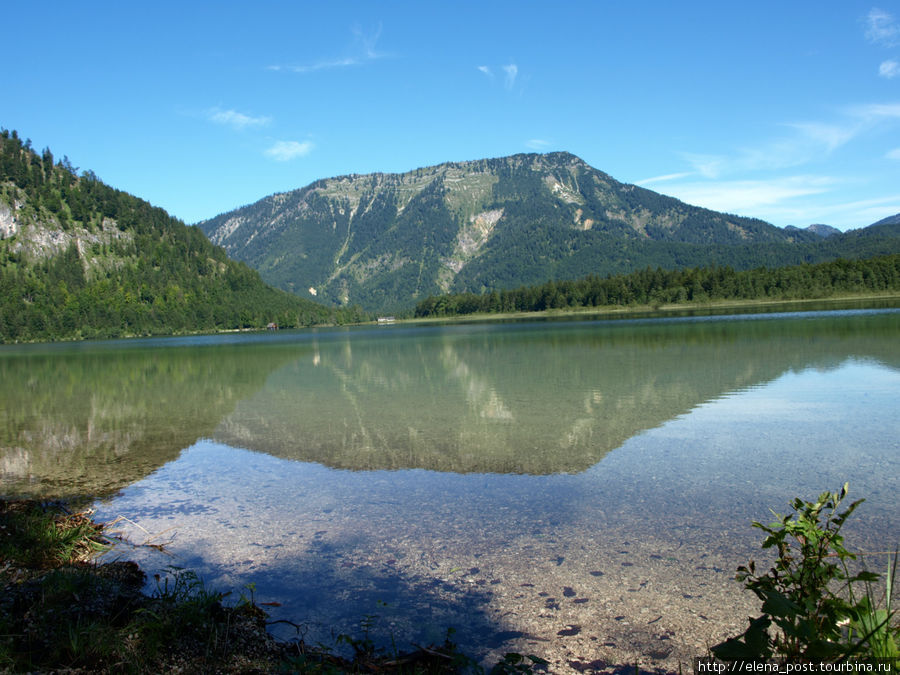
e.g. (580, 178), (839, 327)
(212, 311), (900, 474)
(5, 310), (897, 666)
(1, 310), (898, 498)
(0, 343), (300, 498)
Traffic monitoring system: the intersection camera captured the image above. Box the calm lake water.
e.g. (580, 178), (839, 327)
(2, 308), (899, 666)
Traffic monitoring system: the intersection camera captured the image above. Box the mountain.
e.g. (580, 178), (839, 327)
(197, 152), (900, 313)
(0, 130), (359, 343)
(785, 223), (842, 238)
(871, 213), (900, 227)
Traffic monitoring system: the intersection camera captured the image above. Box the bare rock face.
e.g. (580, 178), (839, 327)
(0, 201), (19, 239)
(0, 189), (132, 274)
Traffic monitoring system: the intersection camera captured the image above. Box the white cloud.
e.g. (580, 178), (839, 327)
(786, 121), (858, 153)
(825, 193), (900, 212)
(502, 63), (518, 90)
(636, 172), (695, 186)
(801, 194), (900, 228)
(649, 178), (900, 229)
(270, 24), (385, 74)
(271, 58), (359, 74)
(674, 103), (900, 182)
(207, 107), (271, 130)
(847, 102), (900, 120)
(659, 176), (837, 213)
(879, 59), (900, 78)
(265, 140), (314, 161)
(682, 153), (727, 178)
(353, 22), (383, 60)
(525, 139), (551, 150)
(865, 7), (900, 47)
(477, 63), (522, 91)
(638, 102), (900, 227)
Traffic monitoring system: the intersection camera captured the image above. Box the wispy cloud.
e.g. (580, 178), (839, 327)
(795, 194), (900, 229)
(269, 24), (386, 73)
(353, 22), (383, 60)
(207, 107), (271, 130)
(670, 103), (900, 183)
(477, 63), (520, 91)
(787, 121), (860, 153)
(270, 58), (360, 74)
(879, 59), (900, 78)
(681, 153), (727, 178)
(525, 139), (551, 150)
(847, 102), (900, 120)
(502, 63), (518, 90)
(634, 99), (900, 228)
(265, 140), (314, 161)
(865, 7), (900, 47)
(635, 172), (695, 186)
(658, 176), (838, 214)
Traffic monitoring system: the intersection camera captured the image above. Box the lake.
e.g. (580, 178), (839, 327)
(2, 308), (898, 669)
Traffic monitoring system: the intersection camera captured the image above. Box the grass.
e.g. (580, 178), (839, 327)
(0, 499), (111, 567)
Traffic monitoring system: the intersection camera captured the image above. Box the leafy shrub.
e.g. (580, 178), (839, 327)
(712, 483), (898, 663)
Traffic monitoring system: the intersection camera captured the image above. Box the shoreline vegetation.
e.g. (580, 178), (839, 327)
(411, 255), (900, 320)
(399, 291), (900, 326)
(4, 274), (900, 347)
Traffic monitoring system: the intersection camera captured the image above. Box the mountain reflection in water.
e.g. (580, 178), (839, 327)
(211, 310), (900, 474)
(0, 309), (898, 497)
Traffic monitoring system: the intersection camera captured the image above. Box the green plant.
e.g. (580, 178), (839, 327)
(130, 566), (227, 653)
(845, 551), (899, 662)
(712, 483), (896, 663)
(0, 500), (109, 567)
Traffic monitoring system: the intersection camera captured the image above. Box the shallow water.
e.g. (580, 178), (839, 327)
(2, 308), (898, 668)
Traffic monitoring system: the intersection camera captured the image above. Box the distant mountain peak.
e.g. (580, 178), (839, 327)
(785, 223), (841, 238)
(196, 152), (899, 314)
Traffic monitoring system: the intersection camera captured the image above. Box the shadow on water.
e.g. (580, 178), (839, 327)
(258, 533), (520, 656)
(106, 490), (536, 666)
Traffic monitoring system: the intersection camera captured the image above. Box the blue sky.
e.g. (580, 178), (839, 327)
(4, 1), (899, 230)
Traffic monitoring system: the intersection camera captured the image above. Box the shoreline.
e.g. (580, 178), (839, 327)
(396, 292), (900, 326)
(2, 292), (899, 346)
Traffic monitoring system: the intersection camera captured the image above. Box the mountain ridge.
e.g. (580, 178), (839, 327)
(198, 152), (900, 313)
(0, 129), (359, 343)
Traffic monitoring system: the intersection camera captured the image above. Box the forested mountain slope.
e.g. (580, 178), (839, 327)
(198, 152), (900, 313)
(0, 130), (359, 343)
